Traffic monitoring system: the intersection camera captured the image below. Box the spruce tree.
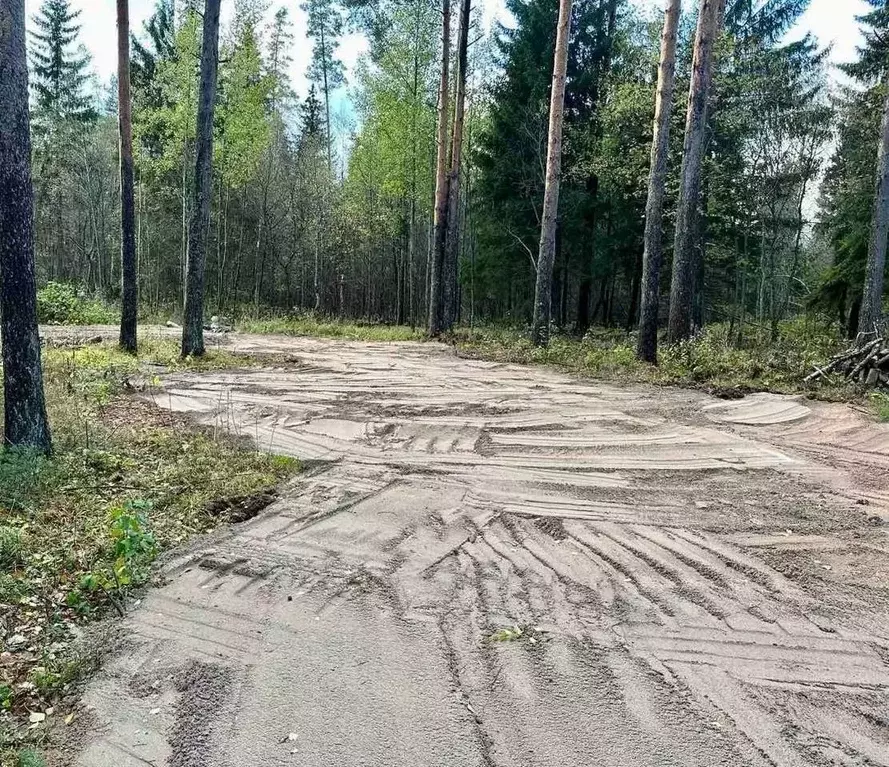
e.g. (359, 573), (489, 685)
(29, 0), (95, 129)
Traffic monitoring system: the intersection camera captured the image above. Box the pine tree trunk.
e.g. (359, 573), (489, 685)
(530, 0), (573, 347)
(859, 83), (889, 337)
(636, 0), (681, 363)
(427, 0), (451, 337)
(0, 0), (52, 452)
(117, 0), (138, 353)
(441, 0), (471, 332)
(181, 0), (221, 357)
(667, 0), (724, 345)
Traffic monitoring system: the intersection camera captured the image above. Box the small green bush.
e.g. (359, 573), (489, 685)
(36, 282), (116, 325)
(17, 749), (46, 767)
(873, 393), (889, 422)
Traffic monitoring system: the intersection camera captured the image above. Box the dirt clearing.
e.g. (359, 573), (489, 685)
(66, 333), (889, 766)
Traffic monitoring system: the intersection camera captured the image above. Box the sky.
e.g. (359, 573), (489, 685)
(37, 0), (870, 100)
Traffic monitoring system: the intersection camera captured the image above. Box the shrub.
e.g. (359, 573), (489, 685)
(17, 749), (46, 767)
(36, 282), (116, 325)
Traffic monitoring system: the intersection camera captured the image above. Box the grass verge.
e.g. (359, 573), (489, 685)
(238, 313), (424, 342)
(447, 320), (861, 400)
(0, 338), (298, 763)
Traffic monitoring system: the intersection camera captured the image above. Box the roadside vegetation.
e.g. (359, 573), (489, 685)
(0, 339), (298, 762)
(30, 283), (878, 404)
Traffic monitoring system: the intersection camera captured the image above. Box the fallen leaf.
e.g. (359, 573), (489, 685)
(65, 712), (76, 725)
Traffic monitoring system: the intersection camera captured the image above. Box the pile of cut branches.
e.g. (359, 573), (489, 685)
(807, 335), (889, 388)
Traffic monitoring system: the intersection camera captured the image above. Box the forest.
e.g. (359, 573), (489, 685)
(13, 0), (887, 344)
(5, 2), (889, 762)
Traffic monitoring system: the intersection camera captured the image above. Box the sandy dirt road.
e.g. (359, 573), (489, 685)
(67, 332), (889, 766)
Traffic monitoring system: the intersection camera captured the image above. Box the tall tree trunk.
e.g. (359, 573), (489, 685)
(441, 0), (471, 332)
(427, 0), (451, 336)
(0, 0), (52, 452)
(859, 84), (889, 337)
(117, 0), (138, 353)
(636, 0), (681, 363)
(181, 0), (221, 357)
(530, 0), (573, 347)
(667, 0), (724, 344)
(321, 23), (333, 173)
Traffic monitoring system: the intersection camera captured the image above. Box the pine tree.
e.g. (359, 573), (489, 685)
(441, 0), (472, 332)
(118, 0), (138, 352)
(181, 0), (222, 357)
(0, 0), (52, 452)
(428, 0), (451, 336)
(667, 0), (726, 344)
(29, 0), (95, 129)
(301, 0), (345, 170)
(636, 0), (682, 364)
(530, 0), (573, 346)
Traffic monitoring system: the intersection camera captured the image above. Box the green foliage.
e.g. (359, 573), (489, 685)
(29, 0), (96, 128)
(17, 749), (46, 767)
(874, 393), (889, 422)
(36, 282), (116, 325)
(488, 625), (525, 642)
(73, 502), (159, 609)
(239, 313), (424, 341)
(0, 526), (24, 570)
(452, 319), (847, 396)
(0, 450), (54, 513)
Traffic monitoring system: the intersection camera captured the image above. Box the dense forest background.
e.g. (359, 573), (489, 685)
(24, 0), (888, 337)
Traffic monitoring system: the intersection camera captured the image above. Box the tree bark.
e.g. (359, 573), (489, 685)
(667, 0), (724, 345)
(859, 84), (889, 337)
(441, 0), (471, 332)
(181, 0), (221, 357)
(636, 0), (681, 363)
(530, 0), (573, 347)
(0, 0), (52, 452)
(427, 0), (451, 336)
(117, 0), (138, 353)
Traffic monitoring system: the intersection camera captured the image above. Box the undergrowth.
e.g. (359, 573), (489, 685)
(448, 319), (855, 399)
(36, 283), (116, 326)
(0, 338), (298, 763)
(238, 312), (424, 342)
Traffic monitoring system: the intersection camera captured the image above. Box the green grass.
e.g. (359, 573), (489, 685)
(873, 393), (889, 422)
(447, 319), (854, 398)
(1, 337), (298, 759)
(238, 312), (424, 342)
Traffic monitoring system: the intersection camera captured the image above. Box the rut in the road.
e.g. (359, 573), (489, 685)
(72, 337), (889, 767)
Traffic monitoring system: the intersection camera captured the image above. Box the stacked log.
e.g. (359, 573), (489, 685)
(807, 336), (889, 388)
